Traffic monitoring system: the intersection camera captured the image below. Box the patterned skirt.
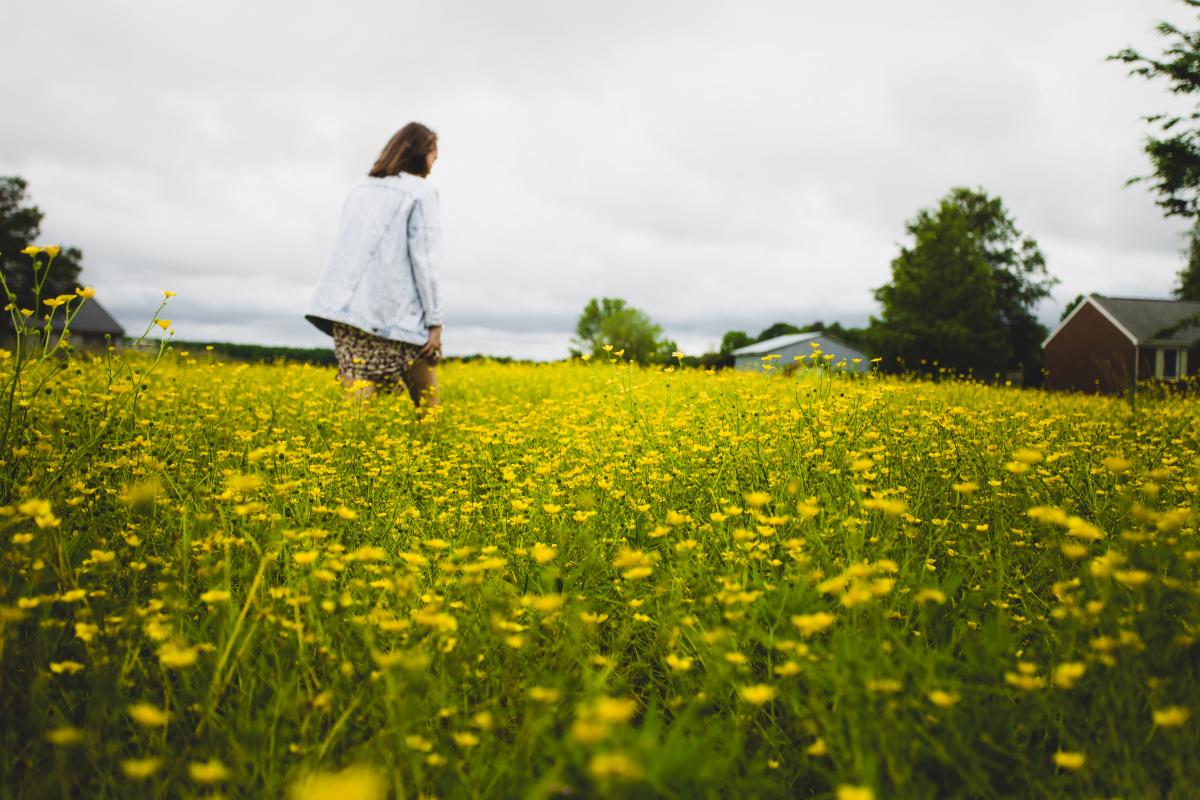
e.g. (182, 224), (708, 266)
(331, 322), (439, 389)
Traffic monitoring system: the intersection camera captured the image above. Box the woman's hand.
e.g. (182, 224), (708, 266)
(420, 325), (443, 360)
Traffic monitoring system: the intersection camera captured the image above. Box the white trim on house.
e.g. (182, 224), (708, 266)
(1153, 347), (1187, 380)
(1041, 295), (1139, 349)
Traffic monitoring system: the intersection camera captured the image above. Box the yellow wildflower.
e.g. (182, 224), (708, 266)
(128, 703), (169, 727)
(121, 757), (164, 779)
(1152, 706), (1190, 727)
(836, 786), (875, 800)
(188, 758), (231, 783)
(289, 762), (386, 800)
(791, 611), (836, 637)
(739, 684), (777, 705)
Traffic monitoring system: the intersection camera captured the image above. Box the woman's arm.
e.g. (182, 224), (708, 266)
(408, 186), (444, 341)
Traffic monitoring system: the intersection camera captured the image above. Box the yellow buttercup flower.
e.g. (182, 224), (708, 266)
(128, 702), (169, 727)
(1152, 706), (1190, 727)
(288, 764), (386, 800)
(121, 757), (164, 779)
(188, 758), (231, 783)
(791, 611), (836, 637)
(739, 684), (777, 705)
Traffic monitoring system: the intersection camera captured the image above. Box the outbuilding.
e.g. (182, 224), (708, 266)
(731, 331), (870, 374)
(1042, 294), (1200, 393)
(57, 298), (125, 351)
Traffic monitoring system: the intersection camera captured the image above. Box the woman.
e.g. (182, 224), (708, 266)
(305, 122), (443, 410)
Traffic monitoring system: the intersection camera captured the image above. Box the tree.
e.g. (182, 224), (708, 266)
(755, 322), (802, 342)
(1060, 293), (1087, 322)
(1111, 2), (1200, 220)
(719, 330), (753, 355)
(572, 297), (676, 363)
(1, 177), (84, 313)
(870, 188), (1056, 380)
(1176, 223), (1200, 300)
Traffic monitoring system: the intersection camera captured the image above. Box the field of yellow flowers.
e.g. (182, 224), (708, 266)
(2, 284), (1199, 798)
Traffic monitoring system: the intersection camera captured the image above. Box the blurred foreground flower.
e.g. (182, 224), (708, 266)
(289, 764), (386, 800)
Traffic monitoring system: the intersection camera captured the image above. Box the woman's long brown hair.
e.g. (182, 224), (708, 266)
(369, 122), (438, 178)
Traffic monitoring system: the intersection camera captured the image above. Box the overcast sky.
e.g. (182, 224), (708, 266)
(2, 1), (1193, 359)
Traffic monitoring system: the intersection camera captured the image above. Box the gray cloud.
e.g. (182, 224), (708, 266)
(2, 0), (1194, 361)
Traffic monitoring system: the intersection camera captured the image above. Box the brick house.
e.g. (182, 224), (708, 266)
(1043, 295), (1200, 393)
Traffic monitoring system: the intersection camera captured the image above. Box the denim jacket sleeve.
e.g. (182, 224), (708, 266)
(408, 187), (443, 328)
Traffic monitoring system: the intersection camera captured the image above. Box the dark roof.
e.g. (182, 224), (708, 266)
(47, 298), (126, 337)
(1090, 295), (1200, 347)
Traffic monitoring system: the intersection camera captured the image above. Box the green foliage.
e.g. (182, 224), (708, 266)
(871, 188), (1056, 381)
(3, 355), (1199, 797)
(1060, 294), (1087, 322)
(0, 250), (172, 495)
(158, 339), (337, 366)
(718, 330), (753, 355)
(0, 177), (84, 314)
(1176, 223), (1200, 300)
(573, 297), (676, 363)
(1111, 1), (1200, 219)
(754, 322), (802, 342)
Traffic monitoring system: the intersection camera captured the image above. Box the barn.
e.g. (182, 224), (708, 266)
(3, 297), (126, 353)
(1042, 294), (1200, 393)
(731, 331), (870, 373)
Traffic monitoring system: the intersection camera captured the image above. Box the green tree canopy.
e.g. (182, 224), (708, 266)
(1, 176), (84, 312)
(719, 330), (753, 355)
(572, 297), (676, 363)
(1060, 293), (1087, 322)
(1111, 1), (1200, 220)
(1177, 223), (1200, 300)
(870, 187), (1056, 380)
(755, 322), (802, 342)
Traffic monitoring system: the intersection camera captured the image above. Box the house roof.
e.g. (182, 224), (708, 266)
(731, 331), (867, 357)
(47, 298), (126, 337)
(1092, 296), (1200, 346)
(731, 331), (823, 356)
(1044, 294), (1200, 349)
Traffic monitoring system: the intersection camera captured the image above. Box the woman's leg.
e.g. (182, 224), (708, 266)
(405, 358), (439, 411)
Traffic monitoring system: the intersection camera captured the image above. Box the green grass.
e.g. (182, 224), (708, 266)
(0, 347), (1197, 799)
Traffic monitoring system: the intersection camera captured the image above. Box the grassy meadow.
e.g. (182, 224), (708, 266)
(2, 289), (1199, 798)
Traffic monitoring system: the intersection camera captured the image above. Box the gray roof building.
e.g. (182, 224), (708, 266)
(731, 331), (870, 373)
(47, 298), (126, 338)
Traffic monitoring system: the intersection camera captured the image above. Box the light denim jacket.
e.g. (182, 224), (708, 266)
(305, 173), (443, 346)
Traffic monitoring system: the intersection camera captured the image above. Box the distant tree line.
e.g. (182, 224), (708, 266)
(574, 187), (1055, 383)
(153, 340), (530, 367)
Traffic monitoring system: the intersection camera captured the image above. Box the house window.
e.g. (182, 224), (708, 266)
(1155, 348), (1187, 380)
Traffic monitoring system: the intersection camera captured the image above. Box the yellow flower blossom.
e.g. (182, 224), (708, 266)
(1152, 706), (1190, 727)
(121, 757), (164, 779)
(288, 764), (386, 800)
(791, 611), (837, 636)
(739, 684), (777, 705)
(188, 758), (231, 783)
(128, 703), (169, 727)
(836, 786), (875, 800)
